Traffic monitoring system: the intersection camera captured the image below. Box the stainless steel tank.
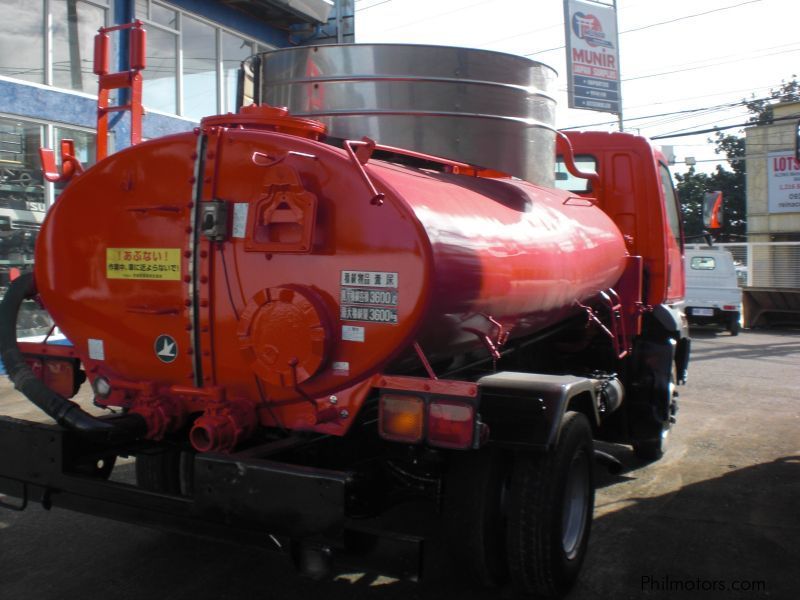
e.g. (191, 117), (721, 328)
(239, 44), (558, 186)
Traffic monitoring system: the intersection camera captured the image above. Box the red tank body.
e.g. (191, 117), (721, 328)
(34, 112), (627, 441)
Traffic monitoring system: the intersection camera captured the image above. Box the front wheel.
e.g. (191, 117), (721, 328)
(506, 411), (595, 599)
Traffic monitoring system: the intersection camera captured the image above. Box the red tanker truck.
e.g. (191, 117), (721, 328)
(0, 44), (689, 599)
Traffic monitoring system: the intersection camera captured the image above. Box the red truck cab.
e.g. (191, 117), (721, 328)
(557, 131), (686, 306)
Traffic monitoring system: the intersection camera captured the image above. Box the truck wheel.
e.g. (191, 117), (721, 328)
(727, 315), (740, 336)
(632, 430), (668, 461)
(135, 450), (194, 495)
(506, 411), (594, 599)
(444, 448), (510, 587)
(632, 363), (677, 462)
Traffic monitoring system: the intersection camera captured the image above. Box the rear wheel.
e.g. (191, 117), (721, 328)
(135, 449), (194, 495)
(444, 448), (510, 587)
(727, 314), (741, 336)
(506, 411), (594, 599)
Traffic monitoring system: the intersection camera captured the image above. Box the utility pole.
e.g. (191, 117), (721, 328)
(67, 0), (82, 90)
(613, 0), (623, 132)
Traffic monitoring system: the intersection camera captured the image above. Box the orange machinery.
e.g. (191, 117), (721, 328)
(30, 105), (627, 451)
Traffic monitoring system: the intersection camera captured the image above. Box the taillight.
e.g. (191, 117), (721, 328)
(427, 400), (475, 449)
(26, 357), (82, 398)
(723, 305), (737, 311)
(379, 394), (424, 443)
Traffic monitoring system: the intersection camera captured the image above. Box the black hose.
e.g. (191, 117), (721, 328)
(0, 273), (145, 444)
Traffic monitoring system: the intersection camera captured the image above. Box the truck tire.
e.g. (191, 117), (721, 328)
(506, 411), (594, 599)
(727, 315), (740, 336)
(444, 448), (510, 587)
(632, 363), (677, 462)
(135, 450), (194, 495)
(632, 432), (668, 461)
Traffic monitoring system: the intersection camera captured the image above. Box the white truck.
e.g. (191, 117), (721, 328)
(684, 247), (743, 335)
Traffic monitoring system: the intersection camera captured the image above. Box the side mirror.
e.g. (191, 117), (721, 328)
(795, 120), (800, 162)
(702, 191), (723, 229)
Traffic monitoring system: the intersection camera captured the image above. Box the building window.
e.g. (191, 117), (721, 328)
(145, 25), (179, 114)
(0, 0), (109, 93)
(0, 117), (46, 215)
(222, 31), (255, 114)
(53, 125), (96, 199)
(0, 0), (46, 84)
(136, 0), (267, 118)
(182, 15), (217, 120)
(52, 1), (108, 94)
(0, 114), (96, 334)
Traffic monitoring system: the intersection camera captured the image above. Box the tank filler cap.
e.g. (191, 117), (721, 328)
(200, 104), (327, 140)
(237, 285), (331, 388)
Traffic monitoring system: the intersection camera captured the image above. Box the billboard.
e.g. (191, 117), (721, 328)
(767, 151), (800, 213)
(564, 0), (621, 114)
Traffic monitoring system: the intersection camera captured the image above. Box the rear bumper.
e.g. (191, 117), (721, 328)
(685, 306), (740, 325)
(0, 416), (422, 578)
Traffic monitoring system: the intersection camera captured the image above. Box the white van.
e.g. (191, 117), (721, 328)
(683, 247), (743, 335)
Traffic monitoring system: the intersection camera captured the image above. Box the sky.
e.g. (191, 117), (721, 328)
(354, 0), (800, 175)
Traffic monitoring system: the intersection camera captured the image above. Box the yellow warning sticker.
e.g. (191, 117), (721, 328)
(106, 248), (182, 281)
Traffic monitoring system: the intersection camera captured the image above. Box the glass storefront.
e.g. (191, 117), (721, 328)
(182, 15), (217, 120)
(144, 25), (179, 114)
(0, 1), (269, 119)
(0, 117), (46, 336)
(52, 0), (108, 94)
(0, 0), (108, 92)
(136, 0), (268, 118)
(0, 115), (95, 337)
(54, 125), (96, 199)
(0, 0), (46, 84)
(222, 31), (255, 114)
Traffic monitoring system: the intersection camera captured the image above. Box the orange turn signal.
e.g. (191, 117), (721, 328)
(379, 394), (424, 443)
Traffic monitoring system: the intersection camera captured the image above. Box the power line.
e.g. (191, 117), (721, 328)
(355, 0), (393, 12)
(477, 22), (564, 48)
(376, 0), (498, 31)
(560, 92), (779, 130)
(525, 0), (765, 57)
(559, 81), (791, 131)
(623, 47), (800, 83)
(652, 114), (800, 140)
(621, 0), (763, 35)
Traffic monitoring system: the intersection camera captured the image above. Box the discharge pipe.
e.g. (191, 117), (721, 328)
(0, 273), (146, 443)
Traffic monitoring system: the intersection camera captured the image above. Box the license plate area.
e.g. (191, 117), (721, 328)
(691, 308), (714, 316)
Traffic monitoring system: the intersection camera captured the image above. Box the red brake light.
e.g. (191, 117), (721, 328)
(723, 305), (737, 311)
(427, 400), (475, 449)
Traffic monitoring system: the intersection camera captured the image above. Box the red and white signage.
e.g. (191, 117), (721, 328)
(564, 0), (621, 114)
(767, 151), (800, 214)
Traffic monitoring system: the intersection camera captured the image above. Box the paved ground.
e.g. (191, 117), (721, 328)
(0, 327), (798, 599)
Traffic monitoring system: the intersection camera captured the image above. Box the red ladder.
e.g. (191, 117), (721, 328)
(94, 20), (147, 161)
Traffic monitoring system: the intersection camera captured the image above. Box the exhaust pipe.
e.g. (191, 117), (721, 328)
(0, 273), (145, 443)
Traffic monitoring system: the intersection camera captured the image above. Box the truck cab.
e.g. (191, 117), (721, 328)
(557, 131), (686, 308)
